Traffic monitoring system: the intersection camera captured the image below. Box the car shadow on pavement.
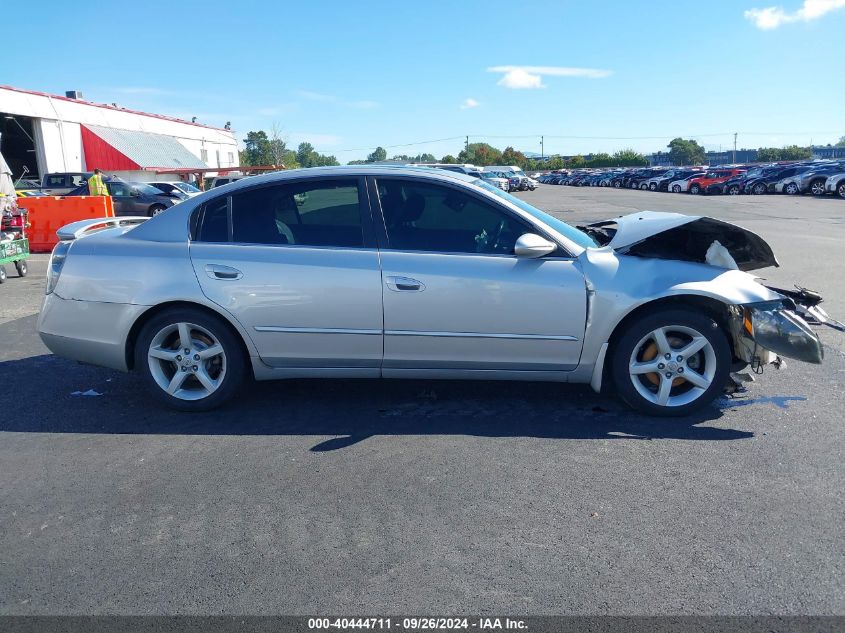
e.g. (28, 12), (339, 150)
(0, 354), (760, 449)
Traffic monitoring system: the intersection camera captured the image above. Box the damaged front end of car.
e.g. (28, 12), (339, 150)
(579, 211), (832, 382)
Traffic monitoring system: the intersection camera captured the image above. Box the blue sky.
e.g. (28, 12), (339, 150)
(5, 0), (844, 161)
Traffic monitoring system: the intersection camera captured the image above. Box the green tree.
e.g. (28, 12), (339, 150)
(242, 131), (272, 166)
(612, 149), (648, 167)
(835, 136), (845, 148)
(296, 142), (315, 167)
(586, 152), (613, 168)
(367, 147), (387, 162)
(440, 154), (457, 164)
(667, 138), (706, 166)
(756, 147), (781, 162)
(501, 146), (527, 168)
(779, 145), (812, 160)
(546, 156), (564, 170)
(415, 152), (436, 162)
(568, 155), (586, 168)
(458, 142), (503, 166)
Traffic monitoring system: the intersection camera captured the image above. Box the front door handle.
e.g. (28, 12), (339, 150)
(205, 264), (243, 280)
(385, 276), (425, 292)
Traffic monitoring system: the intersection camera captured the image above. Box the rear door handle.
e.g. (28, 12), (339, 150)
(385, 276), (425, 292)
(205, 264), (243, 280)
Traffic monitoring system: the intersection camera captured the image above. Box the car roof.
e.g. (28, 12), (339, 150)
(209, 165), (478, 194)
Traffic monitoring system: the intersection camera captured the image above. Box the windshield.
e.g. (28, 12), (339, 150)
(173, 182), (201, 193)
(474, 180), (597, 249)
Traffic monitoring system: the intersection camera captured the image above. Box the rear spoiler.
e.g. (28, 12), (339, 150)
(57, 216), (149, 241)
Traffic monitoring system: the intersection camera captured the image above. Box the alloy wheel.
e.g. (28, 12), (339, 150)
(147, 322), (227, 401)
(628, 325), (717, 408)
(810, 181), (825, 196)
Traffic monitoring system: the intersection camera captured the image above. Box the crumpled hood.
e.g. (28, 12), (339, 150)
(579, 211), (779, 272)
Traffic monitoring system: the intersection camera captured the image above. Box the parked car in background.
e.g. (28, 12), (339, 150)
(40, 172), (91, 196)
(38, 165), (823, 417)
(774, 163), (845, 196)
(145, 181), (203, 200)
(468, 170), (509, 191)
(744, 165), (812, 195)
(687, 169), (744, 195)
(825, 172), (845, 199)
(211, 175), (248, 188)
(649, 169), (698, 192)
(65, 180), (178, 216)
(669, 172), (706, 193)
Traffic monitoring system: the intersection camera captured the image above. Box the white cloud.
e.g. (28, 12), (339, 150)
(745, 0), (845, 29)
(487, 65), (612, 89)
(460, 98), (480, 109)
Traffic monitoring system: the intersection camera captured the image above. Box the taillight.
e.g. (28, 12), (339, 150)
(45, 241), (71, 295)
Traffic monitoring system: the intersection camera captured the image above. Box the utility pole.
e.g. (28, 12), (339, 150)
(465, 136), (469, 155)
(733, 132), (737, 164)
(541, 136), (544, 162)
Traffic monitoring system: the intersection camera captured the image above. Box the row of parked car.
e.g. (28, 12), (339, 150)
(537, 161), (845, 199)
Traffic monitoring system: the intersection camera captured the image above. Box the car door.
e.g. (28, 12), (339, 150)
(106, 181), (134, 216)
(189, 177), (383, 372)
(370, 176), (587, 374)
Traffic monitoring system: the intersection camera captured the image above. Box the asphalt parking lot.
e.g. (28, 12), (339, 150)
(1, 188), (843, 616)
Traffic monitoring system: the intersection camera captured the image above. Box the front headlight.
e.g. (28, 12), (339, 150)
(45, 241), (71, 295)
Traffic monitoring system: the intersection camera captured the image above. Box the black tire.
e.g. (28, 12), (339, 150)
(649, 183), (657, 191)
(689, 184), (701, 195)
(728, 185), (741, 195)
(671, 185), (681, 193)
(838, 182), (845, 199)
(630, 182), (638, 189)
(784, 182), (800, 195)
(809, 180), (826, 196)
(148, 204), (167, 217)
(15, 260), (27, 277)
(640, 183), (649, 190)
(613, 181), (621, 188)
(134, 307), (248, 412)
(610, 308), (731, 417)
(0, 266), (6, 283)
(752, 183), (767, 195)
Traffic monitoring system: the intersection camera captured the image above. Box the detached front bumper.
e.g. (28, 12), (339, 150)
(742, 302), (824, 364)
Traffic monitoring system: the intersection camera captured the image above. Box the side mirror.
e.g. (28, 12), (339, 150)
(514, 233), (557, 258)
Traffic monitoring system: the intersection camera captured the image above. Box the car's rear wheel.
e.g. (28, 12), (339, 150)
(613, 181), (621, 188)
(611, 309), (730, 416)
(135, 308), (247, 411)
(784, 182), (800, 195)
(728, 185), (741, 195)
(689, 184), (701, 194)
(649, 183), (657, 191)
(640, 183), (649, 190)
(752, 183), (767, 195)
(838, 182), (845, 199)
(671, 185), (681, 193)
(809, 180), (825, 196)
(148, 204), (167, 217)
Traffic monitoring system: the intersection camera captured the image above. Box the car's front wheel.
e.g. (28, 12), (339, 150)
(611, 309), (731, 416)
(728, 185), (741, 195)
(689, 184), (701, 194)
(784, 182), (800, 195)
(135, 308), (247, 411)
(752, 183), (767, 195)
(671, 185), (681, 193)
(148, 204), (167, 217)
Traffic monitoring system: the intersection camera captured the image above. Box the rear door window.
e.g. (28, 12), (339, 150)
(196, 179), (366, 248)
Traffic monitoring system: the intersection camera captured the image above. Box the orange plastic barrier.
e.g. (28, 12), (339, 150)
(19, 196), (115, 252)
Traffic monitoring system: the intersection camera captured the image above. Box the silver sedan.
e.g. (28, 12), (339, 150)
(37, 166), (823, 416)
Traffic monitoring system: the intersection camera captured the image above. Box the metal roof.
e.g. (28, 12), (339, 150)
(84, 125), (208, 170)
